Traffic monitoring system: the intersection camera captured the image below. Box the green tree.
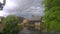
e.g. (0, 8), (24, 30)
(43, 0), (60, 32)
(2, 15), (21, 34)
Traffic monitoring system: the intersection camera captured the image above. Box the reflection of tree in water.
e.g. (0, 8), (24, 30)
(0, 0), (6, 10)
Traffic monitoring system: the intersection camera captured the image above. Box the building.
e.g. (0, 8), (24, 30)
(0, 16), (4, 22)
(27, 16), (42, 24)
(22, 19), (29, 23)
(0, 16), (4, 32)
(27, 16), (42, 30)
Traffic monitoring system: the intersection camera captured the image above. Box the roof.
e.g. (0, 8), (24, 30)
(27, 16), (41, 21)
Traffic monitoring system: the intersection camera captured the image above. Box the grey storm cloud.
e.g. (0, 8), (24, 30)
(2, 0), (44, 18)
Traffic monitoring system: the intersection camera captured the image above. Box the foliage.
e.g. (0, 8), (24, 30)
(43, 0), (60, 32)
(2, 15), (22, 34)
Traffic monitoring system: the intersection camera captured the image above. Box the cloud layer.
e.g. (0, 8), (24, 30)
(2, 0), (44, 18)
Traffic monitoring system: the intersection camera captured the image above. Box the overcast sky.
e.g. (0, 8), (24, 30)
(0, 0), (44, 18)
